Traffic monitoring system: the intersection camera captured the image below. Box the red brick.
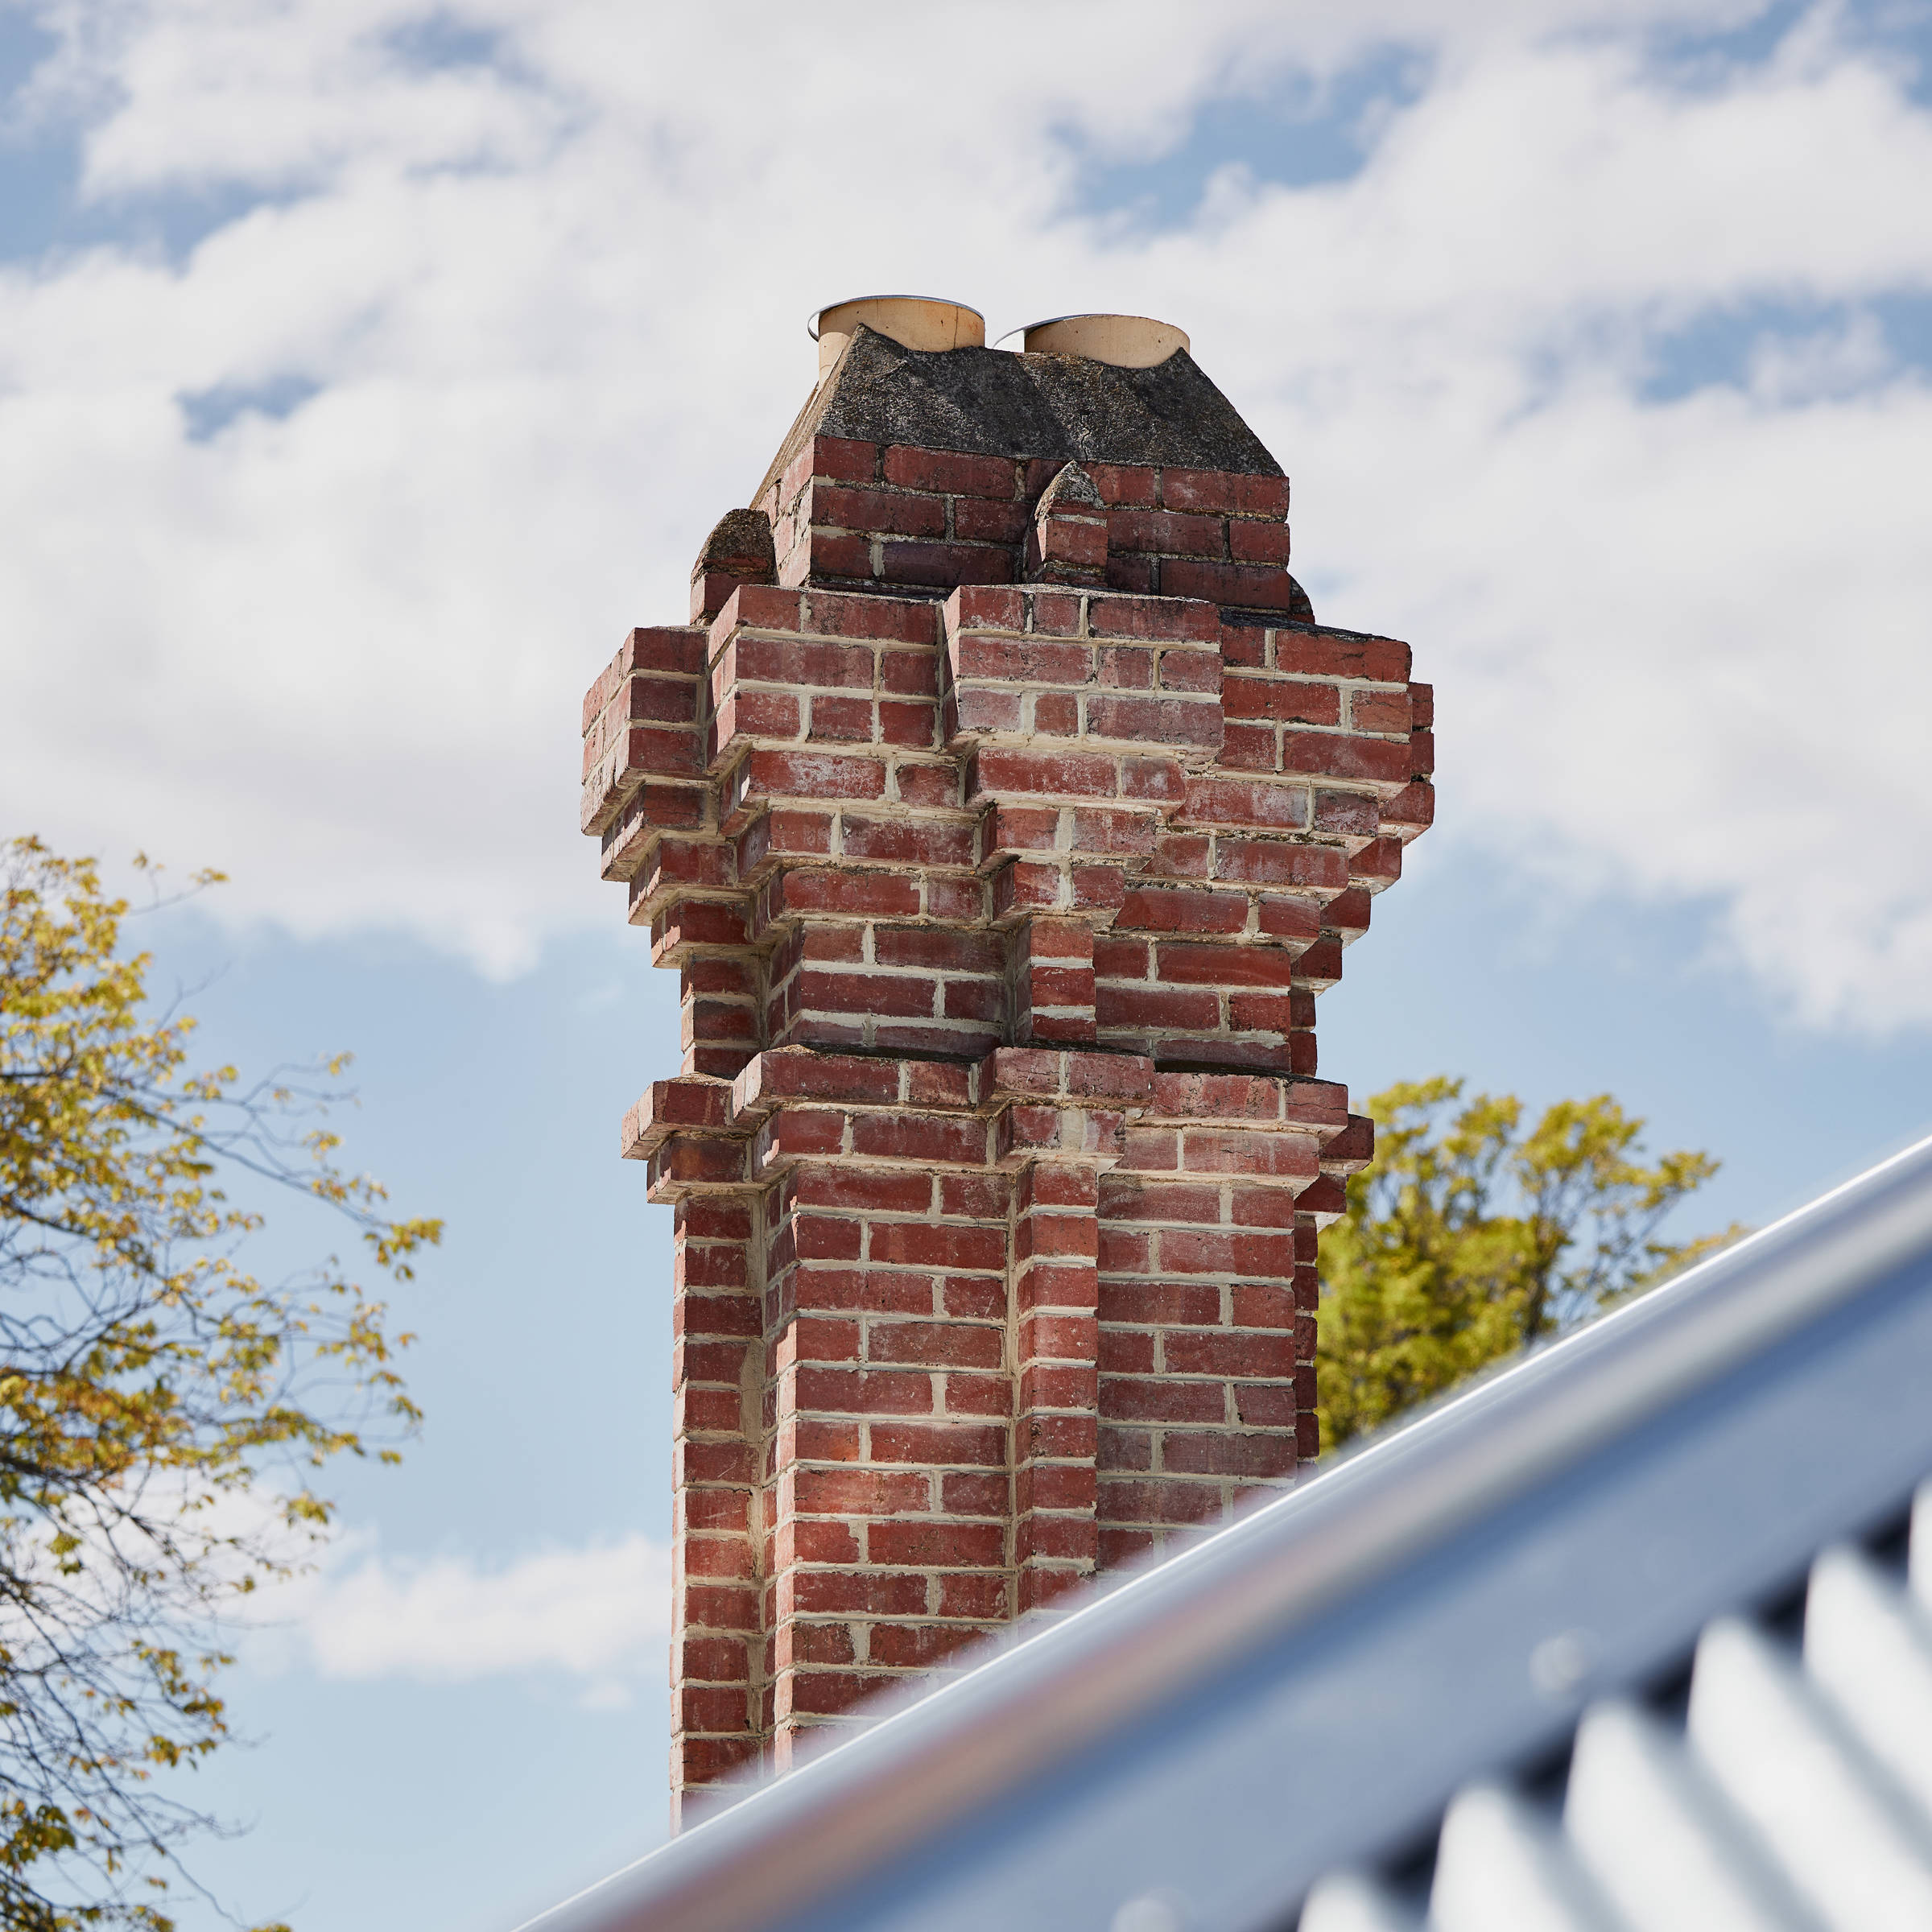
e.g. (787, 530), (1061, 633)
(1223, 675), (1340, 726)
(680, 1685), (753, 1732)
(1272, 630), (1410, 683)
(1099, 1477), (1225, 1526)
(937, 1572), (1010, 1619)
(1277, 731), (1412, 786)
(778, 1669), (901, 1715)
(1088, 596), (1219, 642)
(1163, 1330), (1299, 1376)
(865, 1222), (1006, 1270)
(1108, 508), (1226, 559)
(810, 482), (947, 539)
(1087, 694), (1221, 749)
(870, 1422), (1007, 1466)
(941, 1472), (1009, 1516)
(1232, 1283), (1299, 1326)
(956, 497), (1032, 544)
(1257, 898), (1323, 942)
(1158, 1228), (1297, 1278)
(883, 541), (1014, 589)
(1096, 1425), (1154, 1471)
(1117, 886), (1248, 935)
(1218, 721), (1277, 770)
(1156, 943), (1300, 989)
(738, 748), (887, 807)
(1212, 840), (1348, 889)
(1084, 462), (1158, 506)
(791, 1168), (932, 1215)
(791, 968), (935, 1018)
(1181, 1129), (1317, 1179)
(950, 631), (1090, 682)
(786, 1570), (927, 1616)
(806, 693), (873, 741)
(804, 591), (940, 644)
(791, 1367), (935, 1415)
(1120, 756), (1187, 804)
(774, 869), (922, 918)
(968, 747), (1117, 799)
(1100, 1377), (1228, 1422)
(1099, 1280), (1223, 1325)
(869, 1622), (986, 1668)
(1095, 984), (1221, 1031)
(774, 1621), (858, 1668)
(1018, 1309), (1099, 1361)
(1158, 648), (1222, 693)
(868, 1321), (1004, 1368)
(1166, 559), (1296, 609)
(869, 1521), (1006, 1567)
(810, 436), (880, 484)
(1096, 1176), (1220, 1224)
(789, 1467), (931, 1517)
(1349, 687), (1412, 734)
(1242, 1384), (1302, 1429)
(1230, 519), (1293, 565)
(1029, 691), (1075, 736)
(884, 446), (1017, 497)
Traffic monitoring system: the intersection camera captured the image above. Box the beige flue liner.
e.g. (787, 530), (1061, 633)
(810, 296), (985, 378)
(1021, 314), (1190, 367)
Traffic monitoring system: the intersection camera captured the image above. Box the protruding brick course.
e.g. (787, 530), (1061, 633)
(580, 319), (1431, 1823)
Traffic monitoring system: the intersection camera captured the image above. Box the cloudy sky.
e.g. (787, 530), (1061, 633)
(5, 1), (1932, 1926)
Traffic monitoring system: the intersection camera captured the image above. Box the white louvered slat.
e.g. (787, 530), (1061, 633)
(1296, 1871), (1422, 1932)
(1562, 1699), (1816, 1931)
(1296, 1481), (1932, 1932)
(1427, 1783), (1626, 1932)
(1910, 1477), (1932, 1615)
(1805, 1542), (1932, 1826)
(1687, 1616), (1932, 1932)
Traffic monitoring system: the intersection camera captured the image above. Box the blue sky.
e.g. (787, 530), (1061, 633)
(5, 2), (1932, 1926)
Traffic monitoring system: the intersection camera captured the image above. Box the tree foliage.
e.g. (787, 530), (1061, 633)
(1316, 1077), (1740, 1451)
(0, 838), (440, 1930)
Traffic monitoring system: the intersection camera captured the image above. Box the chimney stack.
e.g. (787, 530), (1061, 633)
(578, 299), (1435, 1822)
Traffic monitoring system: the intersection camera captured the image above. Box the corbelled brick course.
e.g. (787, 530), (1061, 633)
(580, 320), (1432, 1823)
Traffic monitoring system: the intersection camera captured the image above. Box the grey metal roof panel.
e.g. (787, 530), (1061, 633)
(520, 1133), (1932, 1932)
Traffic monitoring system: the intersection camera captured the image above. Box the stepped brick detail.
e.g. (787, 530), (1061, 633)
(579, 318), (1433, 1823)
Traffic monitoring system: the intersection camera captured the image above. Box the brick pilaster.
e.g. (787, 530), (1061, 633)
(1012, 1156), (1101, 1612)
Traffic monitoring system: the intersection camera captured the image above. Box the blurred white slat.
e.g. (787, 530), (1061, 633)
(1297, 1480), (1932, 1932)
(1909, 1477), (1932, 1617)
(1563, 1699), (1814, 1932)
(1429, 1782), (1626, 1932)
(1688, 1616), (1932, 1932)
(1297, 1871), (1423, 1932)
(1806, 1542), (1932, 1827)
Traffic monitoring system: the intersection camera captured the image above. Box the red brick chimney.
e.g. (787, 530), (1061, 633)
(578, 299), (1434, 1822)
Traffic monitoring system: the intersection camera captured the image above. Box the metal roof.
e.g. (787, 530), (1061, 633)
(520, 1131), (1932, 1932)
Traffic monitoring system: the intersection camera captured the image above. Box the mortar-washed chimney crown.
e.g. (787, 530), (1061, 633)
(756, 323), (1282, 508)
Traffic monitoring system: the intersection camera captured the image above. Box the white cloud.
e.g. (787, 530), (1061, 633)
(3, 0), (1931, 1022)
(247, 1529), (672, 1707)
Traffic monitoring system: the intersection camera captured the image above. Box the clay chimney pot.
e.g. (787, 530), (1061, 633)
(1020, 313), (1191, 368)
(809, 295), (985, 378)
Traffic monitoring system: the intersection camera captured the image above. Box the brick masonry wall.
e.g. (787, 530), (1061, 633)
(755, 435), (1313, 613)
(581, 437), (1432, 1825)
